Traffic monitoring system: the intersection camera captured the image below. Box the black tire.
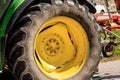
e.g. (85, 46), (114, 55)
(6, 0), (101, 80)
(102, 42), (115, 57)
(100, 9), (105, 13)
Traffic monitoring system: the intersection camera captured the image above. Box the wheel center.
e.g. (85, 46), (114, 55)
(35, 22), (76, 67)
(45, 38), (60, 56)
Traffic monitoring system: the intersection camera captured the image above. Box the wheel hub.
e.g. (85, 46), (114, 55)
(45, 38), (60, 56)
(35, 23), (76, 67)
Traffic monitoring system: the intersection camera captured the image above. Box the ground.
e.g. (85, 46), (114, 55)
(93, 60), (120, 80)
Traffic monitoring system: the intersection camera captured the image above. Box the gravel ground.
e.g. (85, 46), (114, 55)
(93, 60), (120, 80)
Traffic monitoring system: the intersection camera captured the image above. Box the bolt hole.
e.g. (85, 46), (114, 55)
(53, 50), (56, 53)
(47, 57), (49, 59)
(50, 51), (52, 54)
(56, 42), (59, 45)
(46, 43), (49, 46)
(49, 40), (52, 42)
(53, 39), (56, 42)
(47, 48), (49, 51)
(56, 47), (59, 50)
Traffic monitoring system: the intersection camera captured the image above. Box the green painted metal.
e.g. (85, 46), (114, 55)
(0, 0), (25, 73)
(0, 39), (2, 73)
(0, 0), (25, 37)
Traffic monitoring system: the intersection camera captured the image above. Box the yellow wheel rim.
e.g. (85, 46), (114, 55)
(34, 16), (89, 79)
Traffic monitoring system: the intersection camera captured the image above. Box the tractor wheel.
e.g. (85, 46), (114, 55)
(102, 42), (115, 57)
(6, 0), (101, 80)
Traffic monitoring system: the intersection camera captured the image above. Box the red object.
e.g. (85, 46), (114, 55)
(94, 13), (120, 30)
(94, 13), (120, 22)
(104, 25), (120, 30)
(94, 0), (120, 30)
(114, 0), (120, 11)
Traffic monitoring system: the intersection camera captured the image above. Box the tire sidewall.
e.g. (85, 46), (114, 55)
(23, 3), (101, 80)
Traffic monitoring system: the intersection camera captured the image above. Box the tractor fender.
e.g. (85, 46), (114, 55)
(6, 0), (96, 33)
(6, 0), (34, 34)
(2, 0), (51, 71)
(1, 0), (34, 70)
(6, 0), (51, 33)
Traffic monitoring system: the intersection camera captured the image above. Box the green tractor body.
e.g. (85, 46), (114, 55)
(0, 0), (24, 36)
(0, 0), (33, 72)
(0, 0), (26, 72)
(0, 0), (101, 80)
